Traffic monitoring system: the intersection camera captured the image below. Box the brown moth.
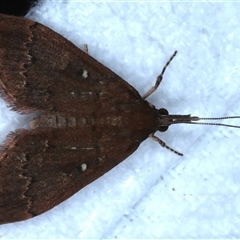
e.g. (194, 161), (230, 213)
(0, 14), (239, 225)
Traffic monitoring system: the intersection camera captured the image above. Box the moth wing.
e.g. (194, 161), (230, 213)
(0, 14), (141, 115)
(0, 127), (140, 224)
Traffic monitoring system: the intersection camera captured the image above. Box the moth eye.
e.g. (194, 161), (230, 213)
(158, 108), (169, 115)
(158, 126), (169, 132)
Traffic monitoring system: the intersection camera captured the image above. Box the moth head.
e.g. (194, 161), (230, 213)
(157, 107), (240, 132)
(155, 107), (240, 156)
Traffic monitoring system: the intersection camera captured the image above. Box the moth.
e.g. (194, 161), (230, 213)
(0, 14), (239, 224)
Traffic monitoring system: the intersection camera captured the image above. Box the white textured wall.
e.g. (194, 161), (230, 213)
(1, 1), (240, 239)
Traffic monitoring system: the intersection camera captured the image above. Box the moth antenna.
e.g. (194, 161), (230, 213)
(188, 116), (240, 128)
(142, 50), (177, 100)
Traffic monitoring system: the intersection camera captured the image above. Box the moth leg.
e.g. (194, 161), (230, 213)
(149, 133), (183, 156)
(142, 51), (177, 100)
(84, 44), (89, 54)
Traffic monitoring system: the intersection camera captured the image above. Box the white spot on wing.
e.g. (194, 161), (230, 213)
(81, 163), (87, 171)
(82, 70), (88, 78)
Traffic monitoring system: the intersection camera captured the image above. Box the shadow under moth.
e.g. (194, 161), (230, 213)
(0, 14), (239, 225)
